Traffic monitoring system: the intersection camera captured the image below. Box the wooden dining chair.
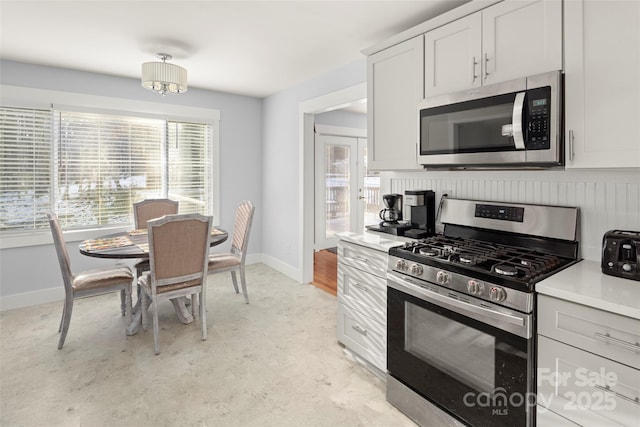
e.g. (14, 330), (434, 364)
(139, 213), (212, 355)
(47, 213), (133, 349)
(132, 199), (179, 278)
(208, 200), (255, 304)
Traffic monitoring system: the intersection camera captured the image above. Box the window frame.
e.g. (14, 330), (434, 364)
(0, 85), (220, 249)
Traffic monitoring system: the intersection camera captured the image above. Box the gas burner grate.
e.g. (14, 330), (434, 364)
(397, 235), (567, 282)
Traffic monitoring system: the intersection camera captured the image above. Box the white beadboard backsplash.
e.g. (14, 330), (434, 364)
(382, 169), (640, 261)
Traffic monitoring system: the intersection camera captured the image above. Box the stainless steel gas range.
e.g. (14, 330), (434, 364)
(385, 198), (580, 427)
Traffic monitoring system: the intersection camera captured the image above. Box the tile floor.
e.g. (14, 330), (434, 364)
(0, 263), (416, 427)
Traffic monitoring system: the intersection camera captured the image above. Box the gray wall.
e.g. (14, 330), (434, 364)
(0, 60), (263, 302)
(261, 59), (366, 270)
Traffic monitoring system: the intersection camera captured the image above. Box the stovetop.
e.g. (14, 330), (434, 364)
(389, 234), (577, 291)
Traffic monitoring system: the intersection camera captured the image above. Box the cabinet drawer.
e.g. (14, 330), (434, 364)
(538, 295), (640, 369)
(536, 405), (580, 427)
(538, 336), (640, 427)
(338, 263), (386, 323)
(337, 302), (386, 372)
(338, 240), (387, 278)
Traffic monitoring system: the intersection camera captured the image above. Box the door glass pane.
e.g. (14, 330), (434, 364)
(363, 144), (380, 227)
(325, 144), (349, 238)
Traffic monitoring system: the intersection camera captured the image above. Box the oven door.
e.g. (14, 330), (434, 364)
(387, 272), (535, 427)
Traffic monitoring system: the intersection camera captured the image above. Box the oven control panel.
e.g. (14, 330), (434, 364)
(475, 204), (524, 222)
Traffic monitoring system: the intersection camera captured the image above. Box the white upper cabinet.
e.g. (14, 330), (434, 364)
(564, 0), (640, 169)
(482, 0), (562, 84)
(367, 36), (424, 170)
(424, 13), (482, 97)
(424, 0), (562, 97)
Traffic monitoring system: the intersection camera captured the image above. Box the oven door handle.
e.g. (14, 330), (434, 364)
(388, 273), (528, 333)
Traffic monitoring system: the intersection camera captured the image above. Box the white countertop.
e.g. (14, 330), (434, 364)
(536, 259), (640, 320)
(336, 231), (414, 252)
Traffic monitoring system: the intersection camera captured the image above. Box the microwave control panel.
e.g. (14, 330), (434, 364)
(525, 86), (551, 150)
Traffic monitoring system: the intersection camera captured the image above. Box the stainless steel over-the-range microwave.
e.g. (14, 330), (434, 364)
(418, 70), (563, 168)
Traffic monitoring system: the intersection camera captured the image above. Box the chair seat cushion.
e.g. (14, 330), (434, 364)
(138, 274), (202, 294)
(208, 253), (241, 270)
(73, 266), (133, 291)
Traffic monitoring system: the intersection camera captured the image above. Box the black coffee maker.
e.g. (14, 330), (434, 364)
(403, 190), (436, 239)
(366, 193), (412, 236)
(379, 193), (403, 224)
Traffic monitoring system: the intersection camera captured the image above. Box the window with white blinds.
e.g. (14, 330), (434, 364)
(0, 107), (52, 231)
(0, 106), (213, 233)
(167, 121), (212, 215)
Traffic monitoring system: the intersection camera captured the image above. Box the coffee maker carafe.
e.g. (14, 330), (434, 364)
(379, 193), (403, 225)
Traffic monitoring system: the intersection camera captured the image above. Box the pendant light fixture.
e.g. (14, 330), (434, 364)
(141, 53), (188, 95)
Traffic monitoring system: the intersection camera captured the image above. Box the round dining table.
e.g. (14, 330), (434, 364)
(79, 227), (228, 335)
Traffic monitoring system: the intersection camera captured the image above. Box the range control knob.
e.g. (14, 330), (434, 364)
(410, 264), (424, 276)
(467, 280), (481, 295)
(436, 271), (450, 285)
(490, 286), (507, 302)
(395, 259), (408, 271)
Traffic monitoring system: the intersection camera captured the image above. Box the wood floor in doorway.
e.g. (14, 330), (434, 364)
(312, 249), (337, 296)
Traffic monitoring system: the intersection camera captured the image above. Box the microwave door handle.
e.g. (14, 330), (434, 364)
(512, 92), (526, 150)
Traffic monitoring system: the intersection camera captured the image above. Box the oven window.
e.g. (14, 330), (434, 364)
(405, 302), (496, 393)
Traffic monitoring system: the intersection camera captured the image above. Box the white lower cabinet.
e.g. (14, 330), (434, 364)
(538, 336), (640, 426)
(536, 405), (580, 427)
(337, 240), (388, 375)
(537, 295), (640, 426)
(337, 302), (386, 372)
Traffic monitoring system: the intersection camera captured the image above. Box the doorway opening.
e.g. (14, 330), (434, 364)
(298, 82), (371, 290)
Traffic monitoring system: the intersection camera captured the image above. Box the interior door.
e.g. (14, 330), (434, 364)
(314, 133), (362, 250)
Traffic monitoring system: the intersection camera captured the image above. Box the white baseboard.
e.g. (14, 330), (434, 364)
(260, 254), (303, 283)
(0, 252), (304, 311)
(244, 253), (262, 267)
(0, 286), (64, 312)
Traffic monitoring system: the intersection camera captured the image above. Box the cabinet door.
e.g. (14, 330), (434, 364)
(338, 262), (386, 323)
(538, 295), (640, 369)
(367, 36), (423, 170)
(424, 12), (482, 97)
(337, 302), (386, 372)
(565, 0), (640, 168)
(482, 0), (562, 85)
(538, 336), (640, 427)
(337, 240), (387, 278)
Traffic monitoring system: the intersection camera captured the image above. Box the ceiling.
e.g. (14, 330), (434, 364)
(0, 0), (470, 99)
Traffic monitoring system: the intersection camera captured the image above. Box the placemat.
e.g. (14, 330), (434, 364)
(128, 229), (147, 236)
(81, 236), (134, 251)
